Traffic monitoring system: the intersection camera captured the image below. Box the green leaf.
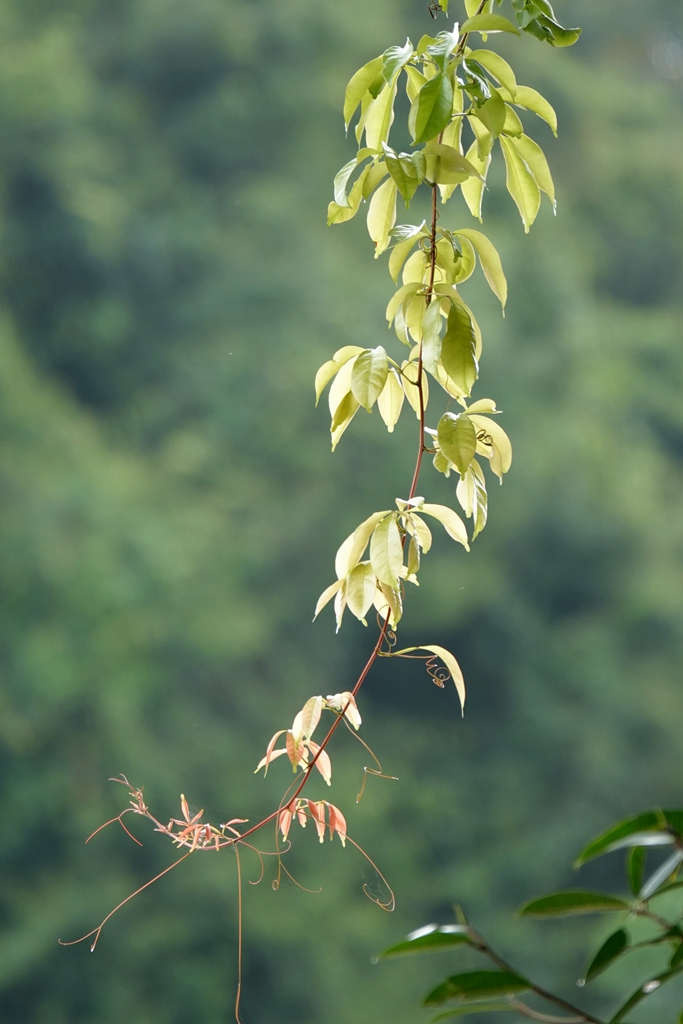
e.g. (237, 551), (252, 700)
(511, 134), (555, 208)
(441, 303), (478, 394)
(382, 39), (413, 83)
(422, 301), (444, 375)
(386, 282), (422, 327)
(461, 142), (491, 221)
(627, 847), (646, 897)
(575, 810), (675, 866)
(351, 346), (389, 411)
(377, 367), (405, 432)
(583, 928), (630, 983)
(467, 49), (517, 97)
(314, 346), (364, 404)
(427, 24), (461, 70)
(419, 643), (466, 712)
(370, 514), (403, 588)
(330, 391), (360, 450)
(512, 85), (557, 135)
(344, 56), (384, 129)
(389, 232), (424, 282)
(461, 14), (521, 35)
(456, 459), (487, 540)
(423, 971), (530, 1006)
(473, 90), (506, 139)
(345, 562), (377, 622)
(365, 82), (398, 151)
(410, 72), (454, 144)
(671, 942), (683, 970)
(519, 891), (630, 918)
(383, 144), (424, 204)
(456, 229), (507, 310)
(424, 144), (482, 185)
(335, 510), (391, 578)
(375, 924), (473, 960)
(437, 413), (477, 476)
(641, 849), (683, 899)
(367, 177), (398, 255)
(327, 165), (371, 225)
(499, 135), (540, 233)
(609, 966), (683, 1022)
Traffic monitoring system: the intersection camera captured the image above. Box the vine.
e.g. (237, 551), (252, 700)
(60, 1), (581, 1018)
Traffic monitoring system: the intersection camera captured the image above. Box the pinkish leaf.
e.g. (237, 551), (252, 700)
(307, 800), (327, 842)
(286, 730), (306, 768)
(254, 730), (287, 774)
(307, 741), (332, 785)
(328, 803), (348, 846)
(254, 748), (288, 773)
(279, 807), (293, 841)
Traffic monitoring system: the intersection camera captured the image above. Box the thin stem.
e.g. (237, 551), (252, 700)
(468, 928), (604, 1024)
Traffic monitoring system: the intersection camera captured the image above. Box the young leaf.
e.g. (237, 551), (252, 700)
(306, 741), (332, 786)
(467, 49), (517, 97)
(376, 924), (473, 960)
(335, 510), (391, 578)
(420, 643), (466, 712)
(469, 414), (512, 479)
(314, 578), (345, 620)
(583, 928), (630, 983)
(406, 512), (433, 553)
(423, 971), (529, 1006)
(420, 504), (470, 551)
(421, 300), (445, 375)
(383, 144), (425, 205)
(473, 90), (506, 139)
(367, 177), (398, 255)
(499, 135), (540, 232)
(386, 281), (422, 327)
(327, 164), (371, 225)
(640, 850), (683, 899)
(401, 359), (429, 418)
(346, 562), (377, 622)
(441, 304), (478, 395)
(351, 346), (389, 411)
(382, 39), (413, 84)
(377, 367), (405, 432)
(511, 133), (555, 208)
(315, 346), (364, 404)
(328, 802), (347, 845)
(410, 72), (454, 144)
(255, 730), (287, 775)
(297, 696), (324, 743)
(344, 55), (383, 129)
(519, 891), (630, 918)
(512, 85), (558, 135)
(370, 514), (403, 589)
(365, 81), (398, 151)
(331, 392), (360, 450)
(461, 142), (491, 221)
(457, 459), (488, 539)
(461, 14), (521, 35)
(455, 229), (507, 309)
(424, 144), (481, 185)
(438, 412), (477, 476)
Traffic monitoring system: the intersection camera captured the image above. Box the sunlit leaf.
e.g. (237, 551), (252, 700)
(401, 359), (429, 417)
(306, 741), (332, 785)
(422, 300), (445, 375)
(473, 90), (506, 139)
(313, 578), (345, 620)
(377, 367), (405, 432)
(382, 38), (413, 84)
(420, 503), (470, 551)
(335, 510), (391, 578)
(441, 303), (478, 394)
(457, 459), (487, 539)
(461, 14), (520, 35)
(344, 55), (383, 129)
(512, 84), (558, 135)
(367, 177), (398, 255)
(511, 133), (555, 208)
(519, 891), (630, 918)
(641, 850), (683, 899)
(351, 346), (389, 411)
(370, 514), (403, 588)
(331, 391), (360, 450)
(500, 135), (540, 232)
(376, 924), (473, 960)
(346, 562), (377, 622)
(365, 81), (398, 151)
(461, 141), (491, 221)
(467, 49), (517, 97)
(425, 144), (482, 185)
(456, 229), (507, 309)
(315, 346), (364, 404)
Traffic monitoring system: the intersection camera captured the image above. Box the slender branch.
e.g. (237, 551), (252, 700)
(509, 1001), (586, 1024)
(468, 928), (604, 1024)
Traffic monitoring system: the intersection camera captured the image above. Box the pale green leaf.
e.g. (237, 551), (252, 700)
(344, 56), (383, 129)
(382, 39), (413, 83)
(469, 414), (512, 478)
(511, 133), (555, 207)
(335, 510), (391, 578)
(473, 90), (506, 139)
(456, 229), (507, 309)
(315, 346), (364, 404)
(346, 562), (377, 622)
(328, 355), (357, 418)
(407, 512), (432, 553)
(314, 578), (344, 620)
(370, 514), (403, 588)
(467, 49), (517, 97)
(512, 85), (558, 135)
(389, 236), (421, 282)
(401, 359), (429, 417)
(499, 135), (540, 233)
(377, 367), (405, 432)
(365, 81), (398, 152)
(327, 164), (371, 225)
(420, 643), (466, 712)
(386, 281), (421, 326)
(441, 303), (478, 394)
(420, 502), (470, 550)
(330, 390), (360, 437)
(461, 13), (520, 35)
(351, 346), (389, 411)
(453, 235), (476, 284)
(456, 459), (487, 539)
(421, 300), (444, 375)
(425, 144), (481, 185)
(405, 65), (427, 105)
(367, 177), (398, 255)
(402, 249), (428, 285)
(461, 141), (491, 221)
(362, 159), (389, 199)
(437, 412), (477, 476)
(501, 104), (524, 137)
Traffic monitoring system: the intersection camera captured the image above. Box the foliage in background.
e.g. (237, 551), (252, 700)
(1, 0), (683, 1022)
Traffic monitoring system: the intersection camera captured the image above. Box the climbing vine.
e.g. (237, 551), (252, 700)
(61, 1), (581, 1017)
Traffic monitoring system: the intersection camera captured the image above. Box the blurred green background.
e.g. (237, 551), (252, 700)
(2, 0), (683, 1021)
